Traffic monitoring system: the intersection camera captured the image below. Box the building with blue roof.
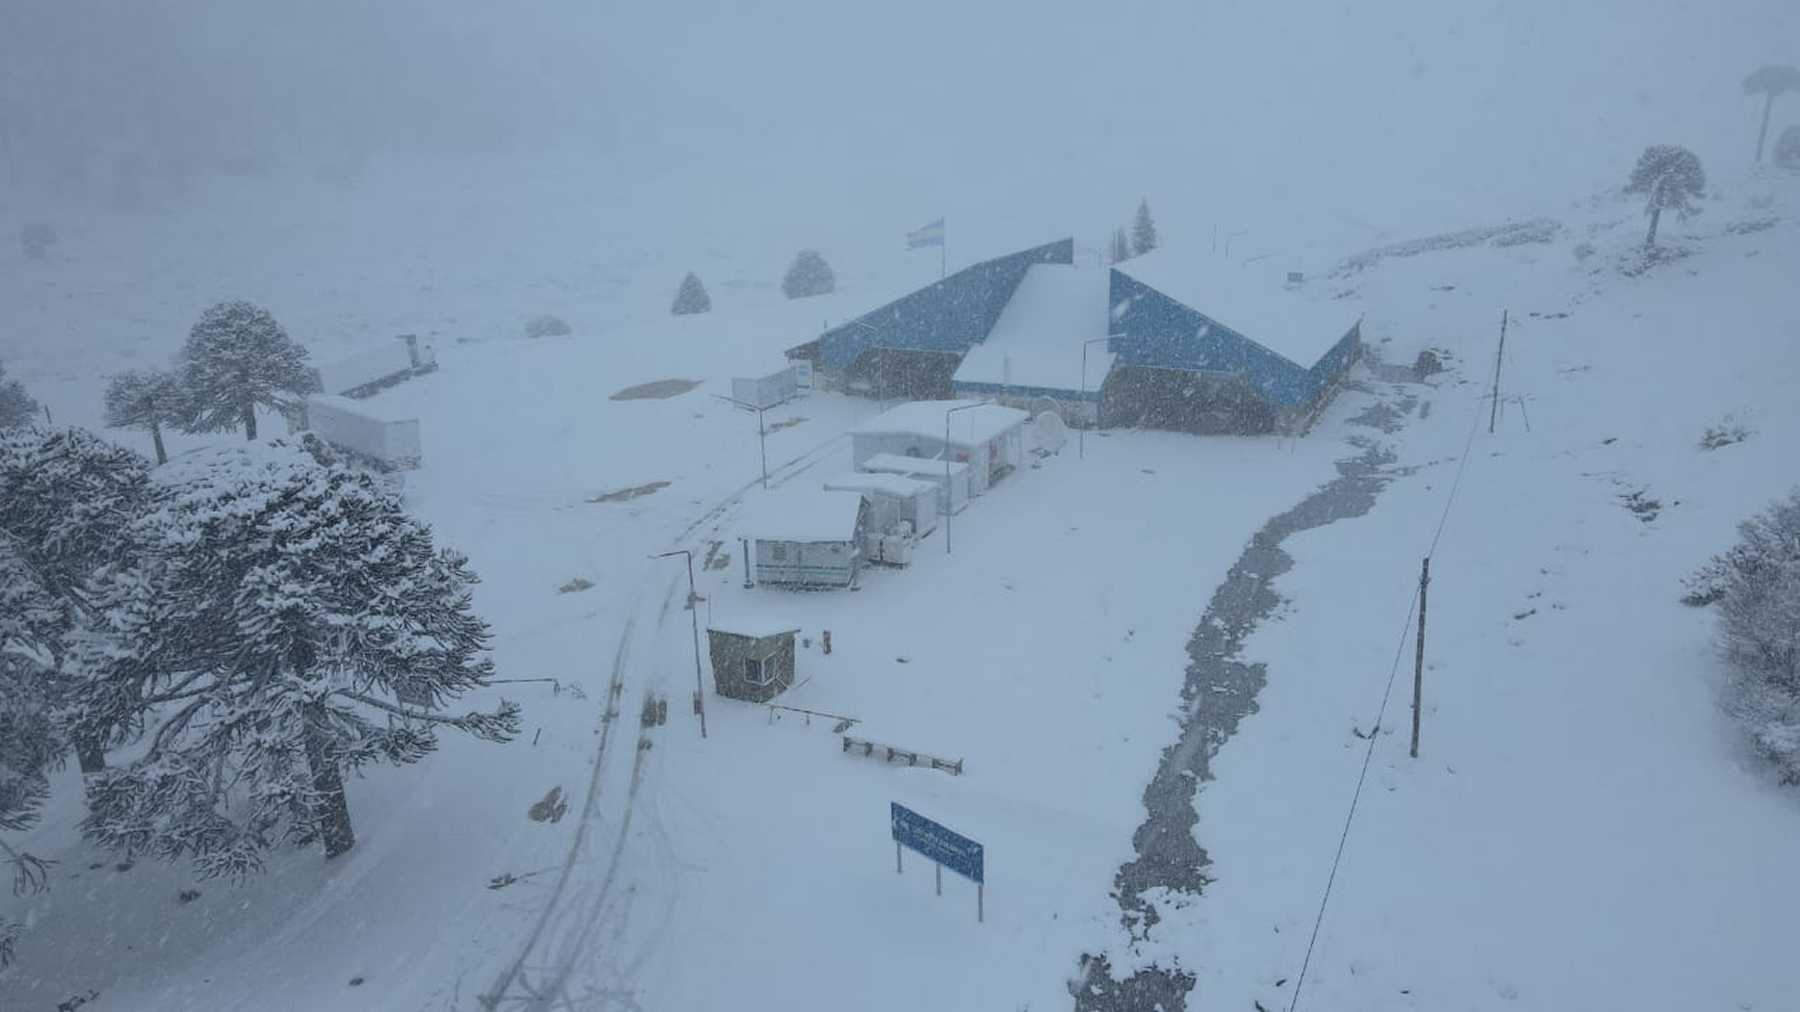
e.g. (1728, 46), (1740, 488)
(789, 239), (1361, 435)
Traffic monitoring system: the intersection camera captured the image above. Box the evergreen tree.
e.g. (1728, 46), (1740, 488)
(1131, 198), (1159, 256)
(781, 250), (836, 299)
(0, 360), (38, 430)
(671, 272), (712, 315)
(177, 301), (318, 441)
(68, 443), (519, 877)
(1624, 145), (1706, 247)
(0, 427), (153, 774)
(1743, 65), (1800, 163)
(1110, 227), (1133, 264)
(104, 367), (184, 465)
(1776, 125), (1800, 171)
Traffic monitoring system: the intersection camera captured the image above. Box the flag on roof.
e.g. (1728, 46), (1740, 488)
(906, 218), (945, 249)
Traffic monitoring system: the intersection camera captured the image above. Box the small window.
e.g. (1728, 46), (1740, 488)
(743, 656), (772, 686)
(770, 543), (787, 561)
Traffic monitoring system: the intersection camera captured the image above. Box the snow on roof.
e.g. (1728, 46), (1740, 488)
(739, 488), (865, 543)
(859, 452), (969, 477)
(707, 616), (801, 640)
(1117, 249), (1359, 367)
(309, 393), (415, 423)
(821, 472), (938, 497)
(952, 264), (1114, 395)
(850, 400), (1029, 446)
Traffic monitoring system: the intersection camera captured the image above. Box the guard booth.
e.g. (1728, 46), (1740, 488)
(706, 622), (800, 702)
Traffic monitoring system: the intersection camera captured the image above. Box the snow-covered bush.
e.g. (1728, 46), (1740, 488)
(671, 271), (711, 315)
(524, 313), (571, 338)
(1699, 417), (1750, 451)
(1705, 489), (1800, 781)
(0, 361), (38, 430)
(19, 222), (56, 260)
(1412, 349), (1444, 379)
(1776, 126), (1800, 171)
(781, 250), (835, 299)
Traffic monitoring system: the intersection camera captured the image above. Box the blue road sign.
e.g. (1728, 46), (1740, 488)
(891, 803), (983, 884)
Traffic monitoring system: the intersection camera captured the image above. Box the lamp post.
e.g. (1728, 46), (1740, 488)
(712, 394), (771, 487)
(1079, 336), (1114, 459)
(943, 401), (989, 555)
(652, 550), (707, 738)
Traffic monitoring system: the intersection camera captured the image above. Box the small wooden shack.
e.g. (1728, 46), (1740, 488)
(706, 621), (800, 702)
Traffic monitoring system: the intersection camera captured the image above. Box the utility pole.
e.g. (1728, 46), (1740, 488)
(1410, 556), (1430, 759)
(1488, 310), (1508, 434)
(653, 550), (707, 738)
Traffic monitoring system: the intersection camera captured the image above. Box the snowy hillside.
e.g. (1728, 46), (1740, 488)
(3, 151), (1797, 1012)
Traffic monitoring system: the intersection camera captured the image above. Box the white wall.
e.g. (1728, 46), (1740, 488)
(307, 395), (422, 469)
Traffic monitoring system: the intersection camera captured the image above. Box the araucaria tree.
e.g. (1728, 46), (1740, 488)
(1624, 145), (1705, 247)
(1706, 489), (1800, 783)
(178, 301), (318, 441)
(69, 443), (519, 876)
(0, 427), (153, 775)
(671, 271), (711, 315)
(1110, 227), (1133, 264)
(782, 250), (836, 299)
(1131, 198), (1159, 256)
(104, 368), (184, 465)
(0, 360), (39, 430)
(1743, 65), (1800, 163)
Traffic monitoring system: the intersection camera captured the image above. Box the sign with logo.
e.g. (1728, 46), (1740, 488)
(891, 803), (983, 883)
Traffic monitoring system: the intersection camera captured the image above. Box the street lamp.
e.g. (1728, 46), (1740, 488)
(651, 550), (707, 738)
(1079, 336), (1114, 459)
(943, 401), (989, 555)
(712, 394), (770, 488)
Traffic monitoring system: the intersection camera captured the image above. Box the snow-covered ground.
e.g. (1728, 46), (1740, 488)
(3, 159), (1799, 1012)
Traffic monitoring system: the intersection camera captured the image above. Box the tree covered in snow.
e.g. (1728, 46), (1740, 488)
(104, 367), (185, 465)
(68, 443), (520, 877)
(1624, 145), (1705, 248)
(177, 301), (318, 441)
(671, 271), (711, 315)
(1110, 227), (1133, 265)
(0, 427), (153, 774)
(1131, 198), (1159, 257)
(1743, 65), (1800, 164)
(0, 360), (39, 430)
(1702, 489), (1800, 783)
(781, 249), (836, 299)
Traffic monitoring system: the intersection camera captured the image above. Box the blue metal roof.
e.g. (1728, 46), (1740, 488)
(1107, 271), (1360, 408)
(816, 238), (1074, 371)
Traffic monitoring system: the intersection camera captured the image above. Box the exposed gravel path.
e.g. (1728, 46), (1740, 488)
(1074, 401), (1417, 1011)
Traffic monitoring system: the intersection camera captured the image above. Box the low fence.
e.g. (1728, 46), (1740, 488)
(841, 734), (963, 776)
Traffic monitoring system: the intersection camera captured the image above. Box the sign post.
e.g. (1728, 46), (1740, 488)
(891, 803), (984, 923)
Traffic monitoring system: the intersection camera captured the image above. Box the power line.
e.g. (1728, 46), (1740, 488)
(1288, 316), (1500, 1010)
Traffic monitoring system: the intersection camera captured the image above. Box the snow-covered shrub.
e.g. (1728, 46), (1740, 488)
(671, 271), (711, 315)
(524, 313), (571, 338)
(1776, 126), (1800, 171)
(0, 360), (39, 430)
(781, 250), (836, 299)
(1699, 417), (1751, 451)
(1708, 489), (1800, 781)
(1412, 349), (1444, 379)
(1572, 241), (1597, 263)
(19, 222), (56, 260)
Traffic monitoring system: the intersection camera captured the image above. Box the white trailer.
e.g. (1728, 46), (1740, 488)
(857, 452), (970, 516)
(821, 472), (938, 536)
(299, 394), (423, 470)
(741, 489), (869, 588)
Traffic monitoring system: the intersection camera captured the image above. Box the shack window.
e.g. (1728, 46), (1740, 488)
(743, 656), (772, 686)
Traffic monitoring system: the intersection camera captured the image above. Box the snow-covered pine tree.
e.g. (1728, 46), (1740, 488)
(1711, 488), (1800, 782)
(0, 360), (39, 430)
(1131, 199), (1159, 257)
(104, 367), (185, 465)
(69, 442), (520, 876)
(0, 427), (153, 774)
(781, 250), (836, 299)
(1110, 227), (1132, 264)
(177, 301), (318, 441)
(671, 272), (712, 315)
(1624, 145), (1706, 248)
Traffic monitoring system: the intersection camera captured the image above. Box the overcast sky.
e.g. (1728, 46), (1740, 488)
(4, 0), (1796, 246)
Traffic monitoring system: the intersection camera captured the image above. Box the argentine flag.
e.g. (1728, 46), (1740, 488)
(906, 218), (945, 249)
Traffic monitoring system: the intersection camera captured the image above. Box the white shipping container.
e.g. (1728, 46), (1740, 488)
(305, 395), (422, 469)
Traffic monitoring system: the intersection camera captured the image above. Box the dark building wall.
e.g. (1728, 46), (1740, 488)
(1102, 367), (1280, 435)
(707, 630), (797, 703)
(847, 348), (962, 400)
